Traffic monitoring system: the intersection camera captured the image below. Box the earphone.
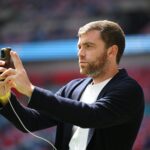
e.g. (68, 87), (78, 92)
(8, 97), (57, 150)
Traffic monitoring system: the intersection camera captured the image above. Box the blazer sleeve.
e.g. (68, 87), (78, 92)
(28, 79), (144, 128)
(0, 94), (58, 132)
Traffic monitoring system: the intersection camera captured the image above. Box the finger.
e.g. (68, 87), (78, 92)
(4, 84), (11, 93)
(0, 81), (5, 87)
(0, 84), (11, 96)
(0, 68), (16, 79)
(0, 86), (5, 96)
(0, 67), (7, 80)
(4, 75), (15, 84)
(7, 80), (16, 88)
(10, 51), (24, 70)
(4, 76), (16, 88)
(0, 67), (7, 73)
(0, 60), (5, 66)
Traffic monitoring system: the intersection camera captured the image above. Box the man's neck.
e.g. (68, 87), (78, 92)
(92, 67), (119, 84)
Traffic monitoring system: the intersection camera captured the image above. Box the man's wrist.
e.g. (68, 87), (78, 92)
(27, 84), (35, 97)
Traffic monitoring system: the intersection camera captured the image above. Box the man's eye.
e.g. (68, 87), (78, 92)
(85, 44), (91, 48)
(78, 46), (81, 51)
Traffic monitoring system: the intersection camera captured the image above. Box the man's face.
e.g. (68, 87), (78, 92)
(78, 30), (109, 77)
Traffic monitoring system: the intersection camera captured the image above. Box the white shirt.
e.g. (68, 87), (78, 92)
(69, 78), (111, 150)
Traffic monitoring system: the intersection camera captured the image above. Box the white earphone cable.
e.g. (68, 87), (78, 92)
(8, 98), (57, 150)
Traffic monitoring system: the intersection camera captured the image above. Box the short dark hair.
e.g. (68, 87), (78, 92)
(78, 20), (125, 64)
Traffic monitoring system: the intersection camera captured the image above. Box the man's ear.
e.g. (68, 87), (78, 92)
(107, 45), (118, 60)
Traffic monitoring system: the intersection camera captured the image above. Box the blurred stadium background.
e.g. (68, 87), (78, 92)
(0, 0), (150, 149)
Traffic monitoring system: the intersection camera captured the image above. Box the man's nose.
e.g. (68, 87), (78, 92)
(78, 48), (85, 57)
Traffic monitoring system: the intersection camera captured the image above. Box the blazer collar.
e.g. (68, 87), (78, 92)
(71, 77), (92, 101)
(97, 68), (128, 98)
(71, 69), (128, 101)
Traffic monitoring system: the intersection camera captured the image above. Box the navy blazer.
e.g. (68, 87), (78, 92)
(0, 69), (144, 150)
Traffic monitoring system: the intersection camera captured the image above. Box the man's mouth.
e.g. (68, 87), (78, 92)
(79, 61), (87, 64)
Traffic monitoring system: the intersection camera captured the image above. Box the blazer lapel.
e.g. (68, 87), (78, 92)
(63, 78), (92, 148)
(71, 78), (92, 100)
(71, 78), (95, 148)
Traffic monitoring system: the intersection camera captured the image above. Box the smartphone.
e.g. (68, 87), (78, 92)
(0, 48), (11, 81)
(1, 47), (11, 68)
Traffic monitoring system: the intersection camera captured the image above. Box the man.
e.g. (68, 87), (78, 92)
(0, 20), (144, 150)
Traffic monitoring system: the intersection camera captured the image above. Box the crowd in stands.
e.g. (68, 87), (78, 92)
(0, 0), (150, 44)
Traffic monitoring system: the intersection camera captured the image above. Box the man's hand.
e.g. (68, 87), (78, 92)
(0, 51), (35, 97)
(0, 83), (11, 105)
(0, 61), (10, 105)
